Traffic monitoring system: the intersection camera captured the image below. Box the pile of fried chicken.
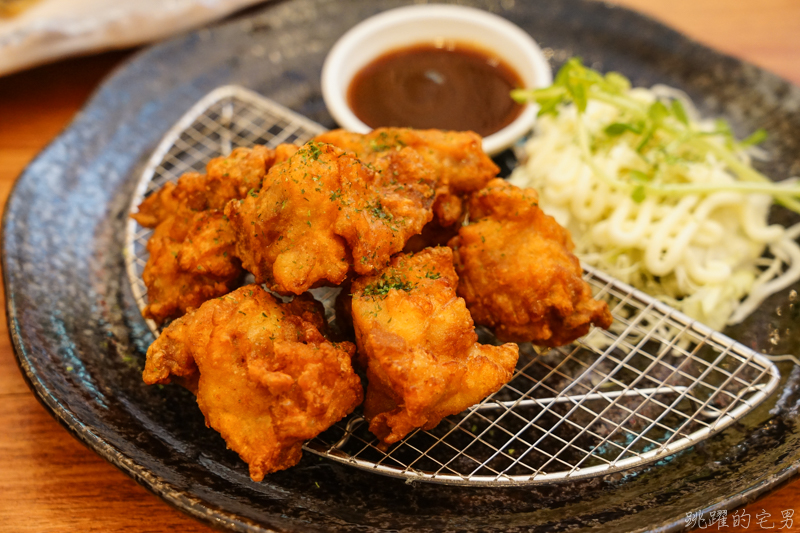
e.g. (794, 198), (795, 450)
(134, 128), (613, 481)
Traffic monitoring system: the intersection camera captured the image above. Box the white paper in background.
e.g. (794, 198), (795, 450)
(0, 0), (267, 76)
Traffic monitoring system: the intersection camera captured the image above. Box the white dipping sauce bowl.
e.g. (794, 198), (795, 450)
(321, 4), (552, 155)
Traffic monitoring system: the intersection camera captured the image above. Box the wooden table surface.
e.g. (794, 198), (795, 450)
(1, 1), (799, 532)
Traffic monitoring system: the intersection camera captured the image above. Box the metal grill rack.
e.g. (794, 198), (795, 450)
(125, 85), (781, 487)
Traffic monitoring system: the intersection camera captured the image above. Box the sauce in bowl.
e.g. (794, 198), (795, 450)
(346, 42), (524, 137)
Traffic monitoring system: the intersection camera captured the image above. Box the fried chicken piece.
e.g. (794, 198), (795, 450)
(134, 145), (297, 228)
(315, 128), (499, 227)
(225, 141), (436, 295)
(142, 284), (363, 481)
(132, 144), (298, 323)
(315, 128), (497, 195)
(450, 179), (613, 346)
(141, 211), (242, 323)
(350, 247), (519, 447)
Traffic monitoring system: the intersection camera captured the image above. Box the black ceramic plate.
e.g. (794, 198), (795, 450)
(6, 0), (800, 531)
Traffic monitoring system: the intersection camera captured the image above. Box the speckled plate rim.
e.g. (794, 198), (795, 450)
(4, 247), (269, 533)
(3, 1), (800, 532)
(0, 40), (283, 533)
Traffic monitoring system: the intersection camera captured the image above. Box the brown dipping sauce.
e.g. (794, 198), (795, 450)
(347, 42), (524, 137)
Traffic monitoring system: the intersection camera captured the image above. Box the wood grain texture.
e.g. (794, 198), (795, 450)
(608, 0), (800, 87)
(0, 1), (798, 531)
(0, 50), (219, 533)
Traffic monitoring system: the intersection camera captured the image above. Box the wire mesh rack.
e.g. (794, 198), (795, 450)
(125, 85), (781, 487)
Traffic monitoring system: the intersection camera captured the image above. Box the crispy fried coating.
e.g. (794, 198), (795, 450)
(133, 145), (298, 323)
(350, 247), (519, 447)
(141, 211), (242, 323)
(314, 128), (499, 227)
(314, 128), (497, 194)
(134, 145), (297, 228)
(450, 179), (613, 346)
(142, 284), (363, 481)
(225, 141), (436, 294)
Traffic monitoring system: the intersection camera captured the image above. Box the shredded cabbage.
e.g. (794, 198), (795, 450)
(510, 59), (800, 331)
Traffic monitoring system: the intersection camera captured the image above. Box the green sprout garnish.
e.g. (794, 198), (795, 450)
(511, 58), (800, 212)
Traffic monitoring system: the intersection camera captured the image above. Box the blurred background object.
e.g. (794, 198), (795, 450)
(0, 0), (267, 76)
(0, 0), (42, 18)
